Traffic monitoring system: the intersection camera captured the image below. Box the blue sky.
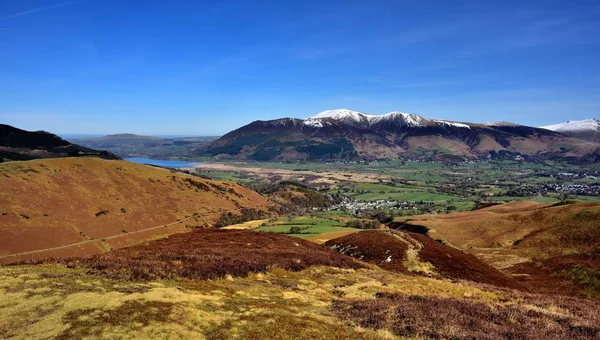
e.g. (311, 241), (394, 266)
(1, 0), (599, 135)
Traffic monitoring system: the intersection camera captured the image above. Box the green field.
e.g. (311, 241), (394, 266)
(255, 217), (358, 239)
(194, 160), (600, 214)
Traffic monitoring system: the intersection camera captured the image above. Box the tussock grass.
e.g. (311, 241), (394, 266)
(4, 261), (598, 339)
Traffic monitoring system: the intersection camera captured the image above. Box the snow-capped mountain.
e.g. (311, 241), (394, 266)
(304, 109), (469, 129)
(200, 109), (600, 163)
(540, 119), (600, 142)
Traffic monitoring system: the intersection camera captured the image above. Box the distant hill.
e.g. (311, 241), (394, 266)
(0, 124), (119, 162)
(200, 109), (600, 163)
(0, 157), (271, 263)
(72, 133), (218, 158)
(541, 119), (600, 143)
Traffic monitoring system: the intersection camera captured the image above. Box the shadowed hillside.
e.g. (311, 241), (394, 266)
(0, 158), (271, 263)
(0, 124), (119, 162)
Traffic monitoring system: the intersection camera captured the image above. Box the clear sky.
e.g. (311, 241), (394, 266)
(1, 0), (599, 135)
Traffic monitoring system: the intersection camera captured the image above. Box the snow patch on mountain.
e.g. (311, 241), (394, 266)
(434, 120), (471, 129)
(310, 109), (368, 121)
(373, 111), (427, 127)
(484, 122), (520, 127)
(540, 119), (600, 132)
(303, 119), (325, 128)
(304, 109), (470, 129)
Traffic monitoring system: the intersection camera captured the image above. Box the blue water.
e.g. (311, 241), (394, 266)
(124, 158), (202, 169)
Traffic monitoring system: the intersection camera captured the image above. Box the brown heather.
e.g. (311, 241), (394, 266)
(61, 229), (364, 281)
(326, 230), (522, 289)
(333, 290), (600, 339)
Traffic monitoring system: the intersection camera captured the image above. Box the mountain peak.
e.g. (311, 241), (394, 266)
(305, 109), (469, 129)
(541, 119), (600, 132)
(307, 109), (427, 127)
(309, 109), (368, 120)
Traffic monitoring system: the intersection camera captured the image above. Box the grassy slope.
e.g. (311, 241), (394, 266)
(408, 201), (600, 257)
(407, 201), (600, 298)
(2, 256), (599, 338)
(0, 158), (269, 262)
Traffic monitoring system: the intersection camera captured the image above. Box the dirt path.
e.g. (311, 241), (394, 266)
(0, 207), (265, 261)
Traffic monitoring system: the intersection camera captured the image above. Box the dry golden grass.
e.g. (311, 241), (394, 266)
(222, 219), (269, 230)
(407, 201), (600, 258)
(407, 201), (600, 298)
(3, 259), (598, 339)
(0, 158), (270, 262)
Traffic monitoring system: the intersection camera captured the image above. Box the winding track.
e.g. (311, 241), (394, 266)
(0, 206), (265, 260)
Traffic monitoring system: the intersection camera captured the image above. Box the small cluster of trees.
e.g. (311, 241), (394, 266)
(345, 219), (380, 229)
(214, 208), (271, 228)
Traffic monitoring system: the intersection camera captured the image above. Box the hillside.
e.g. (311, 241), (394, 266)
(72, 133), (217, 158)
(325, 230), (521, 289)
(0, 124), (119, 162)
(541, 119), (600, 143)
(2, 229), (600, 339)
(199, 109), (600, 163)
(0, 157), (270, 263)
(407, 201), (600, 298)
(407, 201), (600, 256)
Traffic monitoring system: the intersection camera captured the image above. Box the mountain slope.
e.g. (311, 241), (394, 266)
(0, 157), (270, 263)
(0, 124), (119, 162)
(541, 119), (600, 142)
(200, 109), (600, 162)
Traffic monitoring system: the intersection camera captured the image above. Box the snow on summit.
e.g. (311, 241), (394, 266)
(540, 119), (600, 132)
(304, 109), (470, 129)
(310, 109), (369, 121)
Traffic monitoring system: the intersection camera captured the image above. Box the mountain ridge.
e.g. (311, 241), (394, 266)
(200, 109), (600, 163)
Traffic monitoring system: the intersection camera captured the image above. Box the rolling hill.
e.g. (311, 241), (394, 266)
(0, 157), (271, 263)
(406, 201), (600, 298)
(0, 124), (119, 162)
(71, 133), (218, 158)
(200, 109), (600, 163)
(325, 229), (522, 289)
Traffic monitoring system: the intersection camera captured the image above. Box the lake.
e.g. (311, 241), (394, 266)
(124, 158), (202, 169)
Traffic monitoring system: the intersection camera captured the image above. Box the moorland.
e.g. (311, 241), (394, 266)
(2, 123), (600, 339)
